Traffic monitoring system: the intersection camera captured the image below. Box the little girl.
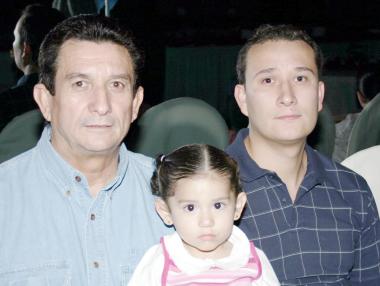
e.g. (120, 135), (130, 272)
(128, 144), (279, 285)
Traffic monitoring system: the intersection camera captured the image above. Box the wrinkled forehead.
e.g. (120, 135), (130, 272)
(56, 39), (136, 81)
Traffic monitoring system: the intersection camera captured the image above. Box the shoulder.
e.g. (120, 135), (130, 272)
(123, 149), (155, 181)
(254, 247), (280, 285)
(309, 146), (369, 190)
(128, 243), (164, 286)
(0, 147), (36, 176)
(309, 147), (376, 215)
(126, 149), (155, 171)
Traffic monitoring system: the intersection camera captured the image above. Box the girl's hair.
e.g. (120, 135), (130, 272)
(151, 144), (242, 201)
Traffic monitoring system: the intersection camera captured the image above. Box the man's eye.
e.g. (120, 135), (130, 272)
(75, 81), (84, 87)
(185, 204), (194, 212)
(262, 78), (272, 84)
(112, 81), (124, 88)
(296, 76), (306, 82)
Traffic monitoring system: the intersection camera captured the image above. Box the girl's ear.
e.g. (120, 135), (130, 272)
(155, 198), (173, 226)
(234, 192), (247, 221)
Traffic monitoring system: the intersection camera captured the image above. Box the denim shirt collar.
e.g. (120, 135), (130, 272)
(37, 126), (128, 196)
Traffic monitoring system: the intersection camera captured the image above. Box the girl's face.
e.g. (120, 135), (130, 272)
(156, 171), (246, 259)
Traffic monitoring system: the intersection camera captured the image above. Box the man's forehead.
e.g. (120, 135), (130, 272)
(58, 39), (131, 57)
(56, 39), (135, 76)
(246, 40), (317, 72)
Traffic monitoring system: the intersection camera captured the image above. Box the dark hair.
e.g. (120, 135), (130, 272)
(358, 72), (380, 102)
(39, 14), (143, 95)
(236, 24), (324, 84)
(17, 4), (65, 65)
(151, 144), (242, 201)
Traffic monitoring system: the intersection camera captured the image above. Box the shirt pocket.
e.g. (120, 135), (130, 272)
(0, 260), (71, 286)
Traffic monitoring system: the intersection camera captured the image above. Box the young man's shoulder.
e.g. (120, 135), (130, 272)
(310, 146), (369, 189)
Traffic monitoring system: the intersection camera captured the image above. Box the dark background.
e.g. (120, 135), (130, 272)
(1, 0), (379, 116)
(2, 0), (379, 48)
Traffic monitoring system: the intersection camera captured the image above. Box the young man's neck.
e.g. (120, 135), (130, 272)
(244, 134), (307, 202)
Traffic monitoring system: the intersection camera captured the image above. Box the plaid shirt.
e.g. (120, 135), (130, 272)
(0, 73), (38, 131)
(226, 128), (380, 286)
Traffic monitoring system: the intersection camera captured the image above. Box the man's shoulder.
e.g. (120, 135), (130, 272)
(310, 148), (375, 210)
(0, 147), (36, 174)
(310, 147), (368, 186)
(124, 149), (155, 174)
(0, 148), (38, 193)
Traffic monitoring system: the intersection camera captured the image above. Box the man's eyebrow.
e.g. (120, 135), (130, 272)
(64, 73), (133, 81)
(253, 67), (276, 78)
(295, 66), (316, 75)
(109, 74), (132, 81)
(65, 73), (89, 80)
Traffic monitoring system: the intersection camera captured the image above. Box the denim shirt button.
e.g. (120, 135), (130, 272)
(90, 214), (96, 220)
(93, 261), (99, 268)
(75, 176), (81, 182)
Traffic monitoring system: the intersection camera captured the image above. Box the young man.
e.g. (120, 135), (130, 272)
(226, 24), (380, 285)
(0, 15), (170, 285)
(0, 4), (65, 130)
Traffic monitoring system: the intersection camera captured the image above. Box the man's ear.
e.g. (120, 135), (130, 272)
(34, 83), (53, 122)
(234, 192), (247, 221)
(356, 90), (368, 108)
(22, 42), (32, 62)
(131, 86), (144, 122)
(155, 198), (173, 226)
(317, 81), (325, 112)
(234, 84), (249, 117)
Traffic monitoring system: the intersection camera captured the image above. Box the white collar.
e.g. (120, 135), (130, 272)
(164, 225), (251, 274)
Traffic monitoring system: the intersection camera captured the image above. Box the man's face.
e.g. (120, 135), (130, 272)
(12, 18), (23, 71)
(235, 40), (324, 145)
(35, 39), (143, 159)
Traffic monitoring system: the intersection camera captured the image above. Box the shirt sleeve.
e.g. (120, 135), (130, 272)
(254, 248), (280, 286)
(350, 185), (380, 285)
(128, 244), (164, 286)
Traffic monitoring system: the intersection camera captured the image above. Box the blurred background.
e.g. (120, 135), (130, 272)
(0, 0), (379, 129)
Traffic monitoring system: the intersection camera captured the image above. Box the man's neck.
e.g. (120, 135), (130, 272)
(245, 134), (307, 202)
(64, 151), (119, 198)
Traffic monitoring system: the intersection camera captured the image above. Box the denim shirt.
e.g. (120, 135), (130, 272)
(0, 127), (172, 286)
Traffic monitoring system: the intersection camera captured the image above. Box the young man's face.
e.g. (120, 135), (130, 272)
(235, 40), (324, 146)
(35, 39), (143, 159)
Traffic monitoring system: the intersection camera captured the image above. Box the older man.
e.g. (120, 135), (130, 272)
(0, 15), (170, 285)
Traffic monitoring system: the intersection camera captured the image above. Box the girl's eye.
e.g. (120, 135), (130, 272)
(185, 204), (194, 212)
(214, 202), (224, 209)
